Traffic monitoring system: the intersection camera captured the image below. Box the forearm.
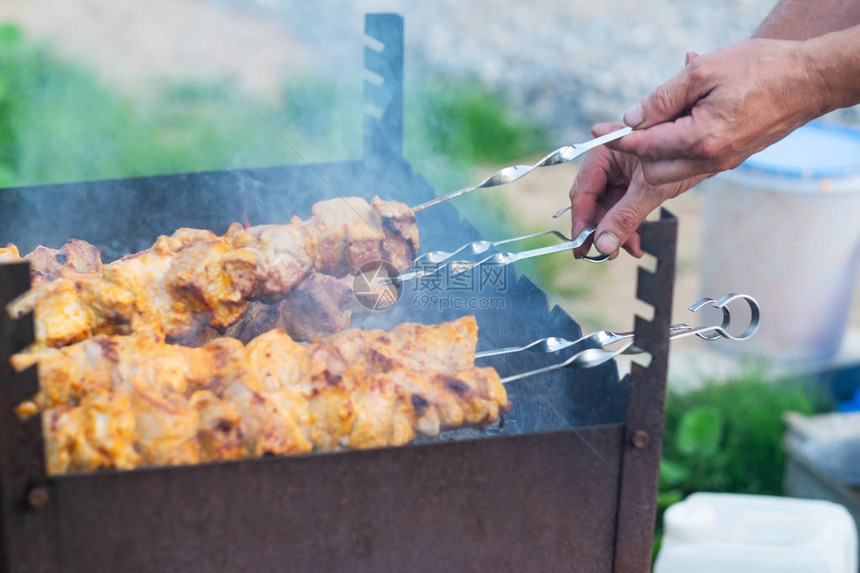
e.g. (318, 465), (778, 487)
(802, 24), (860, 113)
(754, 0), (860, 40)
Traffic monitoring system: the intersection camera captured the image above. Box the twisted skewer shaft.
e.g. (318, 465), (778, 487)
(411, 126), (633, 213)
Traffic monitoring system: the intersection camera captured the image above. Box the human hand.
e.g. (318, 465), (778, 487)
(569, 124), (704, 258)
(609, 38), (830, 186)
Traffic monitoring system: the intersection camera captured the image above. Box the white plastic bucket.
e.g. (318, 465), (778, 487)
(654, 493), (858, 573)
(702, 122), (860, 364)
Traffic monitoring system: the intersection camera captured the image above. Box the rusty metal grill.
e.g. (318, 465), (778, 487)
(0, 13), (677, 573)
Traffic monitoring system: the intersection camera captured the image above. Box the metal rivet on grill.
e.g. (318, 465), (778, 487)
(26, 487), (50, 509)
(630, 430), (650, 449)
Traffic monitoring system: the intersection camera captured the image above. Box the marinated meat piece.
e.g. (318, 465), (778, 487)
(239, 222), (313, 296)
(368, 317), (479, 374)
(17, 239), (103, 288)
(163, 235), (256, 329)
(190, 391), (245, 462)
(372, 196), (419, 271)
(25, 246), (68, 286)
(222, 301), (280, 345)
(106, 233), (218, 340)
(278, 273), (357, 341)
(17, 334), (215, 416)
(42, 405), (79, 475)
(131, 385), (200, 467)
(345, 369), (418, 449)
(152, 228), (219, 255)
(240, 328), (309, 392)
(60, 239), (103, 276)
(0, 243), (20, 263)
(219, 382), (312, 457)
(8, 276), (138, 349)
(302, 196), (419, 276)
(42, 389), (141, 474)
(227, 274), (358, 343)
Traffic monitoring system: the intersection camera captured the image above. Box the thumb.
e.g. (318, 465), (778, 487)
(593, 174), (655, 255)
(623, 59), (708, 130)
(593, 200), (646, 255)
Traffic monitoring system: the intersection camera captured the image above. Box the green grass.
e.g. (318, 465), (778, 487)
(0, 23), (365, 187)
(0, 24), (549, 192)
(405, 77), (549, 169)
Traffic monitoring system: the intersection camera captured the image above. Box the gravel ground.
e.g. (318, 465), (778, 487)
(351, 0), (778, 139)
(227, 0), (786, 139)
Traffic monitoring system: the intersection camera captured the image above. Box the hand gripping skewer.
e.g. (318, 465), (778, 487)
(410, 126), (633, 213)
(494, 294), (760, 383)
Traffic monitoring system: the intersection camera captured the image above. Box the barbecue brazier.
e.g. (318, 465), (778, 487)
(0, 14), (677, 573)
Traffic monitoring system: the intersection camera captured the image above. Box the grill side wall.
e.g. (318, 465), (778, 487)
(41, 427), (622, 573)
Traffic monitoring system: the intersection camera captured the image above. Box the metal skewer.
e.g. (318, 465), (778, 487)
(498, 293), (760, 383)
(553, 205), (572, 219)
(477, 324), (696, 359)
(390, 225), (607, 285)
(412, 227), (608, 267)
(413, 229), (573, 265)
(410, 126), (633, 213)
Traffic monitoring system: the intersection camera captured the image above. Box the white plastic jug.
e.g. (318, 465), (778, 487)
(702, 122), (860, 364)
(654, 493), (858, 573)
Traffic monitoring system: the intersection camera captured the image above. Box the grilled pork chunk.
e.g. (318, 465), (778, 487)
(1, 239), (102, 287)
(225, 273), (359, 343)
(16, 316), (509, 475)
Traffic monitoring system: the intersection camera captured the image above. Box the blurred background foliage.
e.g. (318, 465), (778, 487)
(0, 23), (548, 190)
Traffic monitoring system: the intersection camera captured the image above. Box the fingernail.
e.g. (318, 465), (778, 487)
(623, 102), (644, 127)
(595, 232), (620, 254)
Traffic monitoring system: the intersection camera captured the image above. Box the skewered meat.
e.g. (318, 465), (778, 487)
(6, 196), (418, 349)
(16, 316), (509, 474)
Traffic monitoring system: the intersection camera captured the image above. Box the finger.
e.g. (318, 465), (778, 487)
(640, 158), (716, 186)
(607, 114), (701, 161)
(623, 62), (711, 129)
(685, 51), (699, 66)
(592, 172), (658, 256)
(622, 231), (644, 258)
(569, 154), (610, 257)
